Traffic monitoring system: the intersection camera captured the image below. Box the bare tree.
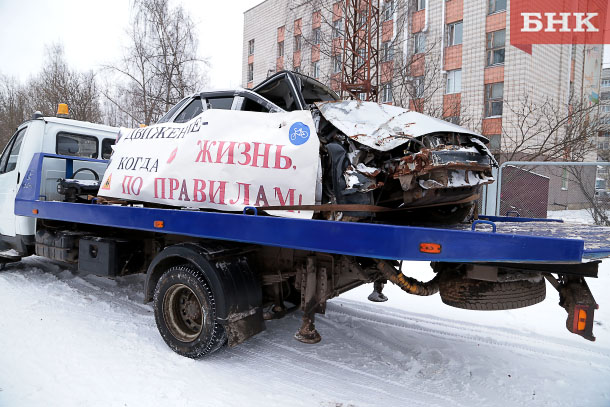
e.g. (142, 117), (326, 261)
(103, 0), (207, 126)
(500, 95), (599, 163)
(25, 44), (102, 122)
(0, 75), (29, 147)
(283, 0), (472, 129)
(0, 44), (102, 149)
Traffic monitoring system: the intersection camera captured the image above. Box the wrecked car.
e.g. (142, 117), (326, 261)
(152, 71), (496, 224)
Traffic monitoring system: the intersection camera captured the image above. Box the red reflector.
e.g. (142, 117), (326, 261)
(32, 209), (39, 214)
(154, 220), (164, 229)
(420, 243), (441, 254)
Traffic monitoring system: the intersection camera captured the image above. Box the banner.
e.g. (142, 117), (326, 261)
(99, 109), (320, 219)
(510, 0), (610, 54)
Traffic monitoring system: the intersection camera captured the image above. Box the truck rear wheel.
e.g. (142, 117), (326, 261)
(153, 264), (226, 358)
(439, 273), (546, 310)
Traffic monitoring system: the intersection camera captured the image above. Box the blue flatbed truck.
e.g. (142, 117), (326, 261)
(4, 151), (609, 358)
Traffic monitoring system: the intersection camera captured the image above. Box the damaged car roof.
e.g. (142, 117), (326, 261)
(316, 100), (487, 152)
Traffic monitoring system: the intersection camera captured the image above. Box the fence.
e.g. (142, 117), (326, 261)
(480, 161), (610, 226)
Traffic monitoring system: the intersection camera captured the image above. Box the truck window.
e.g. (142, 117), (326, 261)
(0, 127), (27, 174)
(174, 97), (203, 123)
(101, 138), (115, 159)
(56, 132), (98, 158)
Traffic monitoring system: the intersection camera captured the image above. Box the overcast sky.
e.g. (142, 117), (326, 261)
(0, 0), (608, 90)
(0, 0), (263, 88)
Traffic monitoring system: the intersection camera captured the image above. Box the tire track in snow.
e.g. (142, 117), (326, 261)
(335, 297), (610, 358)
(325, 300), (610, 369)
(232, 338), (456, 407)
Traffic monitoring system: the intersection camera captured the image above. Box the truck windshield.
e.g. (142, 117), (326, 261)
(0, 127), (26, 173)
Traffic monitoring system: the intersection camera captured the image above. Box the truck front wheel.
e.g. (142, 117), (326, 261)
(153, 264), (226, 358)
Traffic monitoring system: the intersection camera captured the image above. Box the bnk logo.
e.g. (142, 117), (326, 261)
(521, 12), (599, 32)
(510, 0), (609, 53)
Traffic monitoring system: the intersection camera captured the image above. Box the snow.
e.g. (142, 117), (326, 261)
(548, 209), (597, 225)
(316, 100), (482, 151)
(0, 256), (609, 407)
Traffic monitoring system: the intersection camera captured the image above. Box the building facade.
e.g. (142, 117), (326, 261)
(598, 67), (610, 192)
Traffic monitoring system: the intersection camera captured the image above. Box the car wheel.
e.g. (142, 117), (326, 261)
(153, 264), (227, 358)
(439, 273), (546, 310)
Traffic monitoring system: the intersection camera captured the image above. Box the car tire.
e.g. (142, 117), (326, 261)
(439, 273), (546, 310)
(153, 264), (227, 358)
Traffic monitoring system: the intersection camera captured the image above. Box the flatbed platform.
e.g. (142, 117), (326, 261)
(457, 216), (610, 260)
(14, 153), (610, 265)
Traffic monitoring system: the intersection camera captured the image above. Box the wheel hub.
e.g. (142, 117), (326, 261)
(163, 284), (205, 342)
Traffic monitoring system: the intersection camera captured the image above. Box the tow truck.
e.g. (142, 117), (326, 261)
(0, 106), (608, 359)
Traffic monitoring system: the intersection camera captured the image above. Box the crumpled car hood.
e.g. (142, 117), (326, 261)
(316, 100), (488, 152)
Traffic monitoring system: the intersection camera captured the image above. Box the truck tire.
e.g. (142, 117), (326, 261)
(153, 264), (227, 358)
(439, 273), (546, 310)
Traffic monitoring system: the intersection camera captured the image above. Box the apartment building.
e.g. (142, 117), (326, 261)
(598, 67), (610, 192)
(243, 0), (601, 156)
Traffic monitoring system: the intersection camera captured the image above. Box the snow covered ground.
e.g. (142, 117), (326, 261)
(548, 209), (598, 225)
(0, 254), (609, 407)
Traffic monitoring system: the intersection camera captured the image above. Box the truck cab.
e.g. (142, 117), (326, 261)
(0, 112), (118, 254)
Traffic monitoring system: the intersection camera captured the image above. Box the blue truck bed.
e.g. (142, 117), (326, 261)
(14, 154), (610, 265)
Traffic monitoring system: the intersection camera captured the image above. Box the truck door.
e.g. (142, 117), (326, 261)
(0, 127), (27, 238)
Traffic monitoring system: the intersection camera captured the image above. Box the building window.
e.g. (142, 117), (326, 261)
(489, 134), (501, 151)
(415, 0), (426, 11)
(381, 83), (393, 103)
(294, 35), (302, 51)
(294, 66), (301, 73)
(445, 116), (460, 125)
(359, 8), (368, 26)
(486, 29), (505, 66)
(313, 28), (321, 45)
(248, 63), (254, 82)
(561, 168), (569, 190)
(312, 61), (320, 78)
(446, 69), (461, 94)
(447, 21), (463, 46)
(382, 0), (395, 21)
(333, 54), (342, 73)
(414, 32), (426, 54)
(488, 0), (507, 14)
(248, 39), (255, 56)
(413, 76), (424, 98)
(357, 48), (366, 67)
(333, 19), (343, 38)
(484, 82), (503, 117)
(277, 41), (284, 58)
(382, 41), (394, 62)
(602, 79), (610, 87)
(601, 104), (610, 112)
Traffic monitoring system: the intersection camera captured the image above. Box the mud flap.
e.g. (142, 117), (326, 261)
(225, 307), (266, 347)
(559, 278), (598, 341)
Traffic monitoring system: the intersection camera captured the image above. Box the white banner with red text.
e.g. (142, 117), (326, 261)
(99, 109), (320, 219)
